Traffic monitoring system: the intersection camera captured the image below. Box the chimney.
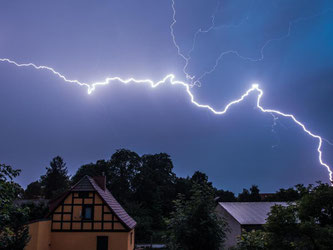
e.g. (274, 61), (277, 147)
(93, 176), (106, 191)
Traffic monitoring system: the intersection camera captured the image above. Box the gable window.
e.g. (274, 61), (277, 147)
(82, 205), (93, 220)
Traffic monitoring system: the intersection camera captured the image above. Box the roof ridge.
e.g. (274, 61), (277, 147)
(70, 175), (89, 190)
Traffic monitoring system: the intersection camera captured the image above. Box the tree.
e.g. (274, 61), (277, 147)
(0, 207), (30, 250)
(0, 164), (21, 206)
(108, 149), (141, 203)
(24, 181), (42, 199)
(174, 177), (192, 200)
(249, 185), (261, 202)
(0, 163), (30, 250)
(165, 182), (227, 250)
(133, 153), (176, 227)
(216, 189), (237, 202)
(71, 159), (110, 185)
(264, 204), (299, 249)
(238, 185), (261, 202)
(238, 188), (251, 202)
(19, 201), (49, 222)
(190, 171), (212, 187)
(71, 149), (141, 204)
(274, 187), (299, 201)
(298, 183), (333, 226)
(40, 156), (70, 199)
(235, 229), (268, 250)
(236, 183), (333, 250)
(264, 184), (312, 202)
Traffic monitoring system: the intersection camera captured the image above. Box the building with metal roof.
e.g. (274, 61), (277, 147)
(216, 202), (288, 249)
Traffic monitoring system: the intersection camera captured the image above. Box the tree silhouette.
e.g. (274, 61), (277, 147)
(40, 156), (70, 199)
(24, 181), (42, 199)
(166, 181), (227, 250)
(0, 163), (30, 250)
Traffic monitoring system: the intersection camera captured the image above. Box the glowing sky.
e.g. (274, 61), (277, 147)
(1, 0), (333, 192)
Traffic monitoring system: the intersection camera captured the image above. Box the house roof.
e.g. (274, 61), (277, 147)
(72, 176), (95, 191)
(49, 175), (136, 230)
(218, 202), (288, 225)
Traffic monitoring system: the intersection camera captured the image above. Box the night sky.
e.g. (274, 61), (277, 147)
(1, 0), (333, 193)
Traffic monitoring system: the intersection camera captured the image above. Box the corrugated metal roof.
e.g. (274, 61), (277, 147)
(219, 202), (288, 225)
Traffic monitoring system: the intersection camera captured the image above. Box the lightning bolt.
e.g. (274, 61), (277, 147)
(167, 0), (333, 184)
(170, 0), (226, 84)
(1, 0), (332, 185)
(170, 0), (194, 81)
(0, 57), (332, 184)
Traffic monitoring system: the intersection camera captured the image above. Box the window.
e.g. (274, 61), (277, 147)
(82, 205), (93, 220)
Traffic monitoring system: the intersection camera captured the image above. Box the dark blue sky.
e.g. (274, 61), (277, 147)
(1, 0), (333, 193)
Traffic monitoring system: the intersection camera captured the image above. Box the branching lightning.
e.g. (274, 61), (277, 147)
(170, 0), (222, 84)
(1, 0), (332, 184)
(168, 0), (333, 183)
(0, 57), (332, 183)
(173, 2), (333, 87)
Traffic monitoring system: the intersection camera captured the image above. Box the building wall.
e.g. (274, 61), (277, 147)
(50, 229), (135, 250)
(25, 220), (51, 250)
(25, 221), (135, 250)
(215, 205), (241, 249)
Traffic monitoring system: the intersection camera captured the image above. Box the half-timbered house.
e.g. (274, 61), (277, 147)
(25, 175), (136, 250)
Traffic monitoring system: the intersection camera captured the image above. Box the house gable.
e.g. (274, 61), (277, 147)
(51, 191), (127, 232)
(49, 175), (136, 232)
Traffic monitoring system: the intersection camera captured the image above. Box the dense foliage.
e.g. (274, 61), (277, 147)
(19, 201), (49, 222)
(0, 164), (30, 250)
(237, 185), (261, 202)
(40, 156), (70, 199)
(23, 181), (42, 199)
(165, 180), (227, 250)
(235, 183), (333, 250)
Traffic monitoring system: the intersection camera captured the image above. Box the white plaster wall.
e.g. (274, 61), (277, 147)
(215, 205), (241, 249)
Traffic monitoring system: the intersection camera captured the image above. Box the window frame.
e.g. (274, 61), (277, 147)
(82, 204), (94, 221)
